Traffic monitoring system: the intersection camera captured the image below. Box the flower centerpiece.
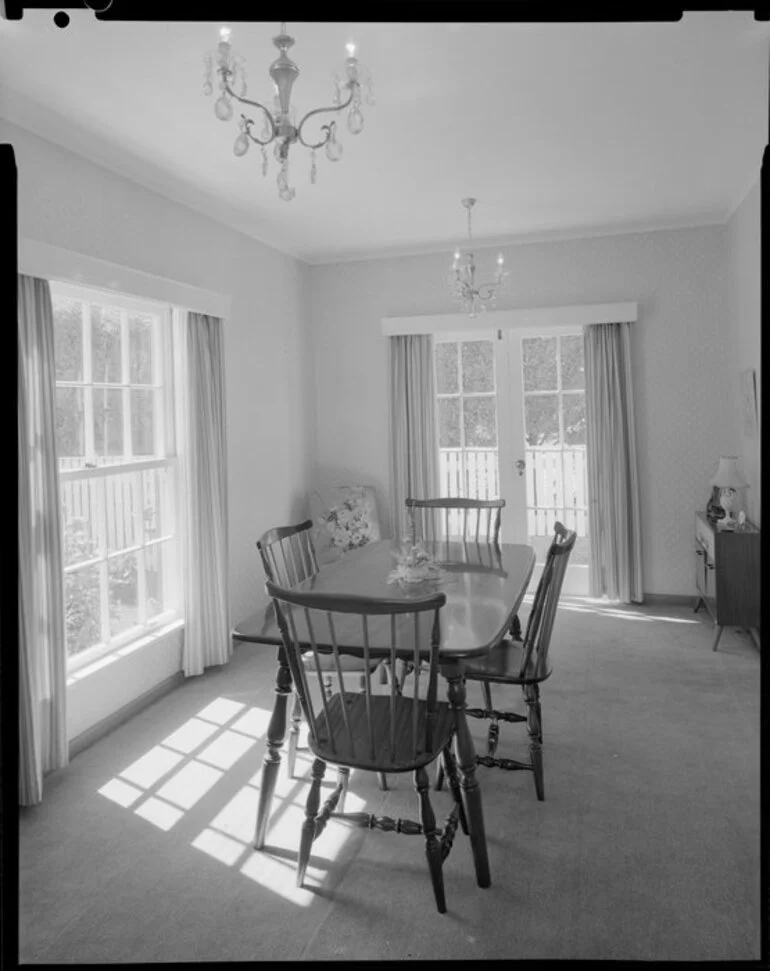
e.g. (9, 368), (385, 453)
(388, 541), (444, 586)
(318, 486), (375, 553)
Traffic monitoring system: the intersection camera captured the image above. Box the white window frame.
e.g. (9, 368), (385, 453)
(51, 281), (180, 672)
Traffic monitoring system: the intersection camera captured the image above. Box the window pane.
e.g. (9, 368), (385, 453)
(93, 388), (124, 459)
(145, 543), (167, 618)
(463, 396), (497, 447)
(438, 397), (460, 447)
(435, 343), (458, 394)
(524, 394), (559, 446)
(55, 387), (84, 461)
(91, 304), (122, 383)
(129, 313), (154, 384)
(131, 389), (155, 456)
(143, 467), (169, 540)
(61, 479), (103, 566)
(522, 337), (557, 392)
(560, 335), (585, 390)
(64, 564), (103, 657)
(105, 472), (141, 553)
(563, 392), (586, 445)
(53, 298), (83, 381)
(461, 341), (494, 393)
(108, 553), (139, 637)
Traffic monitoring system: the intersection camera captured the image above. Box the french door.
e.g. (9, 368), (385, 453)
(434, 328), (590, 594)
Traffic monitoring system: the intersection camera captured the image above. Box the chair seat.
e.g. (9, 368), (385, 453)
(309, 692), (455, 773)
(301, 652), (380, 673)
(463, 638), (553, 685)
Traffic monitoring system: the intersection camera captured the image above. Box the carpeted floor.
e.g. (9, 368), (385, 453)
(19, 598), (761, 962)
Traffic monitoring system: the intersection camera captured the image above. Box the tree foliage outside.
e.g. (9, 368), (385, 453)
(53, 297), (157, 465)
(522, 335), (586, 446)
(436, 336), (586, 450)
(63, 517), (163, 657)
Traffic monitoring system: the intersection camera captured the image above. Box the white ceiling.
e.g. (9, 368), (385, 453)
(1, 12), (768, 264)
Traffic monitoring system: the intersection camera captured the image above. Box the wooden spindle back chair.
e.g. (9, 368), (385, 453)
(438, 522), (577, 801)
(257, 519), (319, 588)
(406, 497), (505, 545)
(265, 581), (469, 914)
(256, 520), (382, 784)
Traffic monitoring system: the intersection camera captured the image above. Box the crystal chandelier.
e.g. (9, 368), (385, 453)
(449, 198), (508, 317)
(203, 23), (374, 201)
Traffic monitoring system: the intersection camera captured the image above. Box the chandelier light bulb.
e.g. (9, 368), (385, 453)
(497, 252), (504, 265)
(346, 41), (357, 57)
(219, 25), (232, 43)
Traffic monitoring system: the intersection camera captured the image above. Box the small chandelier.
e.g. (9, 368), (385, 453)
(203, 23), (374, 201)
(449, 198), (508, 317)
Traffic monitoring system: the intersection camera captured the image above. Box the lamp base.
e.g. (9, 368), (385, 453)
(706, 487), (725, 525)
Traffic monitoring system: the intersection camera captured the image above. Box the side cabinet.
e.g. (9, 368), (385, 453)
(694, 511), (760, 651)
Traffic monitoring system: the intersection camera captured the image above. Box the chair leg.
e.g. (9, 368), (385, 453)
(337, 766), (350, 815)
(441, 743), (468, 835)
(510, 613), (523, 641)
(524, 683), (544, 801)
(297, 757), (326, 887)
(414, 764), (446, 914)
(377, 772), (389, 791)
(480, 682), (500, 758)
(286, 691), (303, 779)
(434, 756), (445, 791)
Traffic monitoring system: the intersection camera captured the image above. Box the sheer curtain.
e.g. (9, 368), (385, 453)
(388, 335), (439, 542)
(18, 274), (68, 805)
(584, 321), (643, 603)
(174, 311), (230, 676)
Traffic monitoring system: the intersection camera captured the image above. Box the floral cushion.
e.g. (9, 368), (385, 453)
(313, 485), (381, 562)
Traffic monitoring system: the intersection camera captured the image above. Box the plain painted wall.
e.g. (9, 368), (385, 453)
(308, 226), (735, 597)
(725, 179), (761, 526)
(5, 119), (313, 740)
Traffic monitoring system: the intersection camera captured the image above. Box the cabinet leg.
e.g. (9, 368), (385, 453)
(711, 625), (724, 652)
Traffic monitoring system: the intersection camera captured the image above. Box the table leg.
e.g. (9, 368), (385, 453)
(254, 645), (293, 849)
(444, 664), (490, 888)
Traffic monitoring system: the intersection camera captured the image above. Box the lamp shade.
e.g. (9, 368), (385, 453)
(708, 456), (748, 489)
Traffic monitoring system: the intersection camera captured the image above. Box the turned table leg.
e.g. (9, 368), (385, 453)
(254, 645), (293, 849)
(443, 662), (491, 889)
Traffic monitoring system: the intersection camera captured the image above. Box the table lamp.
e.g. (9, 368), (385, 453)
(708, 456), (748, 528)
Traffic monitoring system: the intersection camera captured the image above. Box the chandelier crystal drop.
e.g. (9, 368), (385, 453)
(449, 198), (509, 317)
(202, 23), (374, 201)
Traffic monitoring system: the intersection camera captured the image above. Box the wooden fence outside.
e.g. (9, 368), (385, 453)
(439, 446), (588, 538)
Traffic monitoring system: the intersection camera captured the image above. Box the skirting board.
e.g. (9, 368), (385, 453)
(68, 671), (185, 760)
(642, 593), (696, 606)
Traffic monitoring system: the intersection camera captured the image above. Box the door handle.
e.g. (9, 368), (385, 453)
(515, 459), (526, 477)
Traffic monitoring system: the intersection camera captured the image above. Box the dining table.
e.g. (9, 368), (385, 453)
(231, 537), (536, 890)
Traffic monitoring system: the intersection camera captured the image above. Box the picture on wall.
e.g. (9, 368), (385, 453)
(739, 368), (758, 439)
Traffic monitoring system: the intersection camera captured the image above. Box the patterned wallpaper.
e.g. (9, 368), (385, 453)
(310, 225), (735, 596)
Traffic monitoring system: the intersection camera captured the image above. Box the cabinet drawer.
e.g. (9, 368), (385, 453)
(695, 514), (715, 563)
